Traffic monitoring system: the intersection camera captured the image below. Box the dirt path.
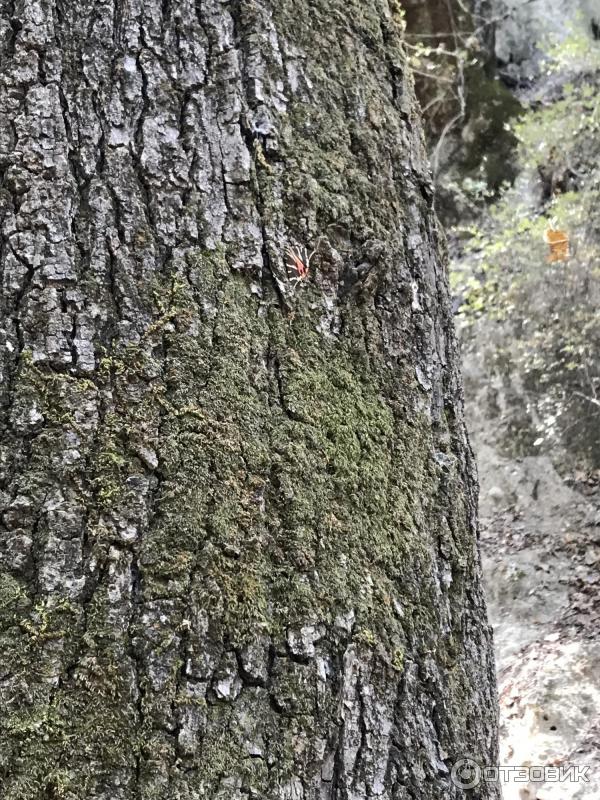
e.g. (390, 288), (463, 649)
(464, 353), (600, 799)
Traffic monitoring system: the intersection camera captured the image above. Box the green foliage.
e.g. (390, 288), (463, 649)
(513, 84), (600, 170)
(452, 33), (600, 465)
(544, 26), (600, 74)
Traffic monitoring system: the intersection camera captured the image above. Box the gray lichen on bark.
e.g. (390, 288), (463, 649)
(0, 0), (498, 797)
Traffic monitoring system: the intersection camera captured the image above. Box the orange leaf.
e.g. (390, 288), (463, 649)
(544, 229), (570, 263)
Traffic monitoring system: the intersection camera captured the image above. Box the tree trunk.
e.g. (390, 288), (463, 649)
(0, 1), (498, 798)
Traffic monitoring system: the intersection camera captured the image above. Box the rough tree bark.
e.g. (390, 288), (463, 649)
(0, 1), (498, 798)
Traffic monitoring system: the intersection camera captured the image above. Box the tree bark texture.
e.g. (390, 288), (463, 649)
(0, 0), (498, 798)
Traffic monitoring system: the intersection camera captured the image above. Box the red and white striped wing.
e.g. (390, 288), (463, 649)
(285, 245), (309, 279)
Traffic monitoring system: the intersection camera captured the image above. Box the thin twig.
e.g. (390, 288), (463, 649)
(573, 391), (600, 409)
(411, 68), (455, 84)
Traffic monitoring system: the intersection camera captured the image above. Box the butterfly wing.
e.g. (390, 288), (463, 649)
(285, 246), (309, 278)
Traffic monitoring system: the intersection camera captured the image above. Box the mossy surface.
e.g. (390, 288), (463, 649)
(0, 0), (497, 797)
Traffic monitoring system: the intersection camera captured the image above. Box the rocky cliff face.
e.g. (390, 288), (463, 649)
(439, 2), (600, 798)
(493, 0), (598, 84)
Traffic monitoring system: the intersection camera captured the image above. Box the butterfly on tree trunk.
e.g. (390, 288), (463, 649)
(285, 245), (311, 281)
